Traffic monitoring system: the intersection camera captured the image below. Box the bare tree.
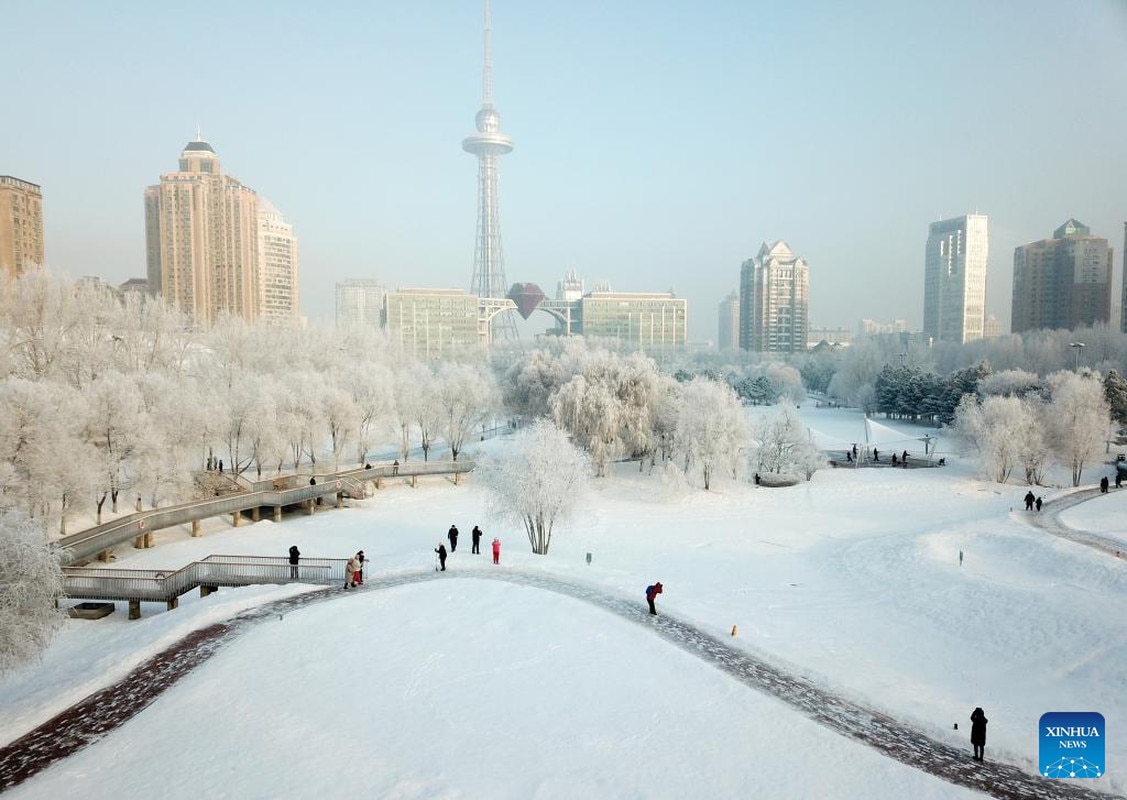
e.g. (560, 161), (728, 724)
(480, 420), (589, 554)
(0, 509), (66, 675)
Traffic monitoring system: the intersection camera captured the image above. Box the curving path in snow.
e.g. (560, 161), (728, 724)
(0, 567), (1119, 799)
(1030, 488), (1127, 558)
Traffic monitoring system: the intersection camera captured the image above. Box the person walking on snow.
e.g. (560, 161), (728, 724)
(1035, 496), (1043, 511)
(491, 537), (501, 565)
(1024, 490), (1035, 510)
(645, 582), (663, 615)
(447, 524), (459, 552)
(970, 707), (988, 762)
(1101, 476), (1109, 494)
(344, 554), (361, 588)
(435, 542), (448, 571)
(471, 525), (483, 554)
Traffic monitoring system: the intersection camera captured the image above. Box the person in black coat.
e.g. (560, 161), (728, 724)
(970, 707), (988, 761)
(1100, 476), (1109, 494)
(435, 543), (447, 571)
(447, 524), (459, 552)
(1024, 490), (1035, 510)
(471, 525), (483, 554)
(288, 545), (300, 579)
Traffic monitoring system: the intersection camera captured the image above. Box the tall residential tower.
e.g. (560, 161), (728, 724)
(739, 241), (810, 353)
(923, 214), (988, 345)
(463, 0), (517, 340)
(145, 138), (299, 326)
(1011, 219), (1111, 333)
(0, 176), (44, 280)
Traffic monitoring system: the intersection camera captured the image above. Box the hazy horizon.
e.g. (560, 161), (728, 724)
(5, 0), (1126, 342)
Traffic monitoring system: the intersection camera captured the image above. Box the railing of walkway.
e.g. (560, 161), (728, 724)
(56, 460), (474, 565)
(63, 555), (350, 606)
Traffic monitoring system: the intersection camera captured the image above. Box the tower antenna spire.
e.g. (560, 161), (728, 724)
(482, 0), (493, 105)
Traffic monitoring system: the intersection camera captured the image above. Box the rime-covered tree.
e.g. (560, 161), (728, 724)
(437, 361), (499, 461)
(953, 395), (1025, 483)
(0, 509), (66, 675)
(1046, 370), (1111, 486)
(674, 377), (750, 489)
(480, 420), (589, 555)
(752, 399), (822, 480)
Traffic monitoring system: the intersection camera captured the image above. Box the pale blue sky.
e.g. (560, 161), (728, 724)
(5, 1), (1127, 341)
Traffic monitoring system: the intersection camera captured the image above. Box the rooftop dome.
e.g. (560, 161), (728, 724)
(183, 140), (216, 154)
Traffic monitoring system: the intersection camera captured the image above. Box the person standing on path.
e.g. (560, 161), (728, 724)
(471, 525), (483, 554)
(447, 524), (459, 552)
(1035, 496), (1043, 511)
(970, 707), (988, 762)
(288, 545), (300, 579)
(645, 582), (663, 615)
(1101, 476), (1109, 494)
(435, 542), (448, 571)
(353, 551), (366, 585)
(344, 554), (361, 589)
(958, 549), (963, 567)
(1024, 490), (1035, 510)
(491, 537), (501, 565)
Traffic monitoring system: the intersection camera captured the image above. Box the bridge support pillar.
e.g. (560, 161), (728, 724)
(252, 506), (260, 522)
(166, 596), (178, 611)
(98, 550), (111, 562)
(336, 492), (343, 509)
(307, 499), (315, 515)
(200, 585), (218, 598)
(128, 600), (141, 620)
(411, 475), (417, 488)
(191, 519), (200, 537)
(453, 471), (460, 486)
(144, 532), (153, 548)
(134, 535), (144, 549)
(274, 506), (282, 522)
(231, 511), (240, 527)
(375, 477), (382, 490)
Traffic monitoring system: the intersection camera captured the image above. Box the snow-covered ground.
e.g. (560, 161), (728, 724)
(2, 407), (1124, 799)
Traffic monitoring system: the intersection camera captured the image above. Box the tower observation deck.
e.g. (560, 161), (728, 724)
(464, 0), (518, 340)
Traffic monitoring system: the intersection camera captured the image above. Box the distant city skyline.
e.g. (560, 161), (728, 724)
(3, 1), (1125, 342)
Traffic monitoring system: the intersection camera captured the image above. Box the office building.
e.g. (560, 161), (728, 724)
(0, 175), (44, 280)
(717, 290), (739, 350)
(923, 214), (988, 344)
(578, 291), (688, 349)
(336, 279), (387, 330)
(1011, 219), (1111, 333)
(739, 241), (810, 353)
(385, 288), (481, 358)
(145, 138), (299, 326)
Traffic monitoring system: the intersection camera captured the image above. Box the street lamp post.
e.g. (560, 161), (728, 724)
(1069, 342), (1086, 371)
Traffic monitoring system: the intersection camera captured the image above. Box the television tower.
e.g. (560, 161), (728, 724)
(463, 0), (518, 340)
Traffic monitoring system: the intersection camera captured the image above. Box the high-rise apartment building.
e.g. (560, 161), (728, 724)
(717, 290), (739, 350)
(336, 279), (387, 330)
(145, 138), (299, 326)
(1011, 219), (1111, 333)
(923, 214), (988, 344)
(739, 241), (810, 353)
(0, 175), (44, 280)
(1121, 223), (1127, 335)
(257, 200), (300, 324)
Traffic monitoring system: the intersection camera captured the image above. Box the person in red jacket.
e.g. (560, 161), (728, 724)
(491, 537), (501, 565)
(645, 582), (663, 615)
